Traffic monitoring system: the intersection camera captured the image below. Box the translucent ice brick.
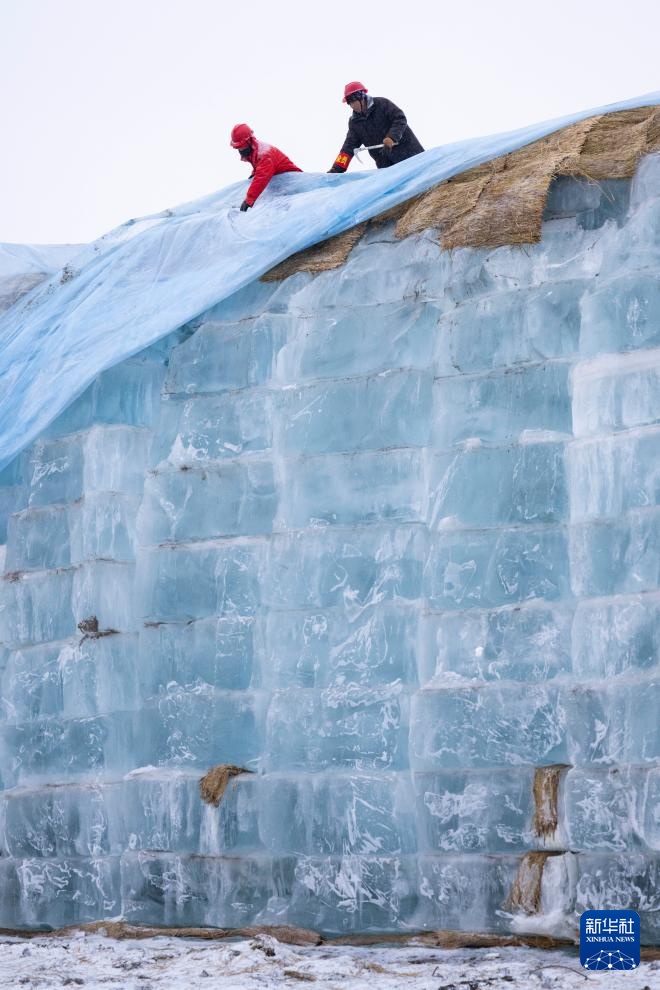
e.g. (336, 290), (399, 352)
(2, 782), (112, 857)
(265, 684), (409, 772)
(425, 526), (570, 610)
(432, 362), (571, 449)
(416, 854), (519, 932)
(0, 855), (120, 929)
(264, 525), (425, 612)
(164, 316), (288, 395)
(278, 449), (426, 529)
(274, 302), (440, 383)
(414, 769), (535, 853)
(572, 594), (660, 678)
(580, 273), (660, 358)
(139, 461), (277, 543)
(563, 767), (647, 851)
(421, 602), (573, 684)
(139, 616), (255, 694)
(154, 390), (272, 466)
(428, 442), (568, 528)
(572, 348), (660, 437)
(262, 603), (418, 689)
(136, 541), (263, 622)
(434, 282), (584, 377)
(275, 369), (433, 455)
(411, 684), (567, 769)
(568, 430), (660, 521)
(570, 509), (660, 597)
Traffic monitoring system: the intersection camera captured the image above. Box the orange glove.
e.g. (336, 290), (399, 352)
(383, 136), (396, 149)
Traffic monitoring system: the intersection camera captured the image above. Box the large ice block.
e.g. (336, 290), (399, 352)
(2, 782), (112, 857)
(264, 525), (425, 612)
(574, 854), (660, 943)
(434, 281), (585, 377)
(424, 526), (570, 610)
(570, 508), (660, 597)
(415, 854), (520, 932)
(411, 685), (567, 769)
(563, 767), (648, 851)
(6, 494), (139, 571)
(0, 856), (120, 929)
(420, 602), (573, 684)
(164, 317), (288, 396)
(120, 851), (296, 928)
(264, 684), (409, 772)
(21, 427), (150, 507)
(274, 301), (440, 384)
(572, 593), (660, 678)
(278, 449), (426, 530)
(431, 362), (571, 449)
(568, 429), (660, 521)
(414, 769), (535, 853)
(139, 617), (256, 694)
(136, 541), (264, 622)
(275, 369), (433, 455)
(566, 681), (660, 766)
(261, 603), (418, 689)
(138, 461), (277, 543)
(428, 442), (568, 528)
(2, 633), (140, 721)
(153, 390), (273, 466)
(572, 347), (660, 437)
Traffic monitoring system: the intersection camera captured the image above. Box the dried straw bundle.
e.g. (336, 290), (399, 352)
(199, 764), (252, 806)
(262, 224), (367, 281)
(532, 764), (568, 839)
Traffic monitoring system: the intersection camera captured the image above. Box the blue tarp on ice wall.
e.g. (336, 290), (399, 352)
(1, 91), (659, 474)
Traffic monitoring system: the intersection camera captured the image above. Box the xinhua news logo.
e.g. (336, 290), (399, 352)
(580, 910), (641, 971)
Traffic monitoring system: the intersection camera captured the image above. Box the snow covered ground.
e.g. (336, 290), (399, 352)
(0, 933), (658, 989)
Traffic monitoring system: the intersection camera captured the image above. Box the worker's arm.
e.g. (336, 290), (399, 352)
(382, 98), (408, 145)
(328, 126), (357, 173)
(245, 151), (277, 205)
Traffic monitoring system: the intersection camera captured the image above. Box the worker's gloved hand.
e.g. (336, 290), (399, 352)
(382, 136), (396, 149)
(239, 200), (252, 212)
(327, 165), (344, 173)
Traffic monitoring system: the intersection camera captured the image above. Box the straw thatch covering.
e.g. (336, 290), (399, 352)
(532, 765), (569, 839)
(261, 223), (367, 281)
(262, 105), (660, 279)
(504, 851), (564, 915)
(199, 764), (252, 806)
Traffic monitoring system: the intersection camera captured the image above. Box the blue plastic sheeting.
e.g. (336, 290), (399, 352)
(0, 243), (81, 279)
(1, 91), (659, 473)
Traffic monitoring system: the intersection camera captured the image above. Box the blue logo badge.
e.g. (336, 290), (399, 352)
(580, 910), (640, 970)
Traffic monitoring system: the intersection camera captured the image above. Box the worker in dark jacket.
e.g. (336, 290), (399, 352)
(230, 123), (302, 210)
(328, 81), (424, 173)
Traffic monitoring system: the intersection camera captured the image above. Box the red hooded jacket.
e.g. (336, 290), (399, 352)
(244, 139), (302, 206)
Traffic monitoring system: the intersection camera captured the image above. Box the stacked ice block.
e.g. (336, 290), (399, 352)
(0, 162), (659, 937)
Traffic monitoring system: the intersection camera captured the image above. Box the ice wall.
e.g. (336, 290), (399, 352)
(0, 162), (659, 938)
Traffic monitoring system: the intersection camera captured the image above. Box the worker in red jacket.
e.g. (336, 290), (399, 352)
(230, 124), (302, 211)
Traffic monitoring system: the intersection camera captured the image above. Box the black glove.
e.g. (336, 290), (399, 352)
(240, 200), (252, 212)
(327, 165), (344, 174)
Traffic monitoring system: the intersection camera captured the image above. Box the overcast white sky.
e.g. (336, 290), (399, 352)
(1, 0), (658, 245)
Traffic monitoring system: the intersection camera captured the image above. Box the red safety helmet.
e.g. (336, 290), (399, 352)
(343, 81), (368, 103)
(230, 123), (254, 148)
